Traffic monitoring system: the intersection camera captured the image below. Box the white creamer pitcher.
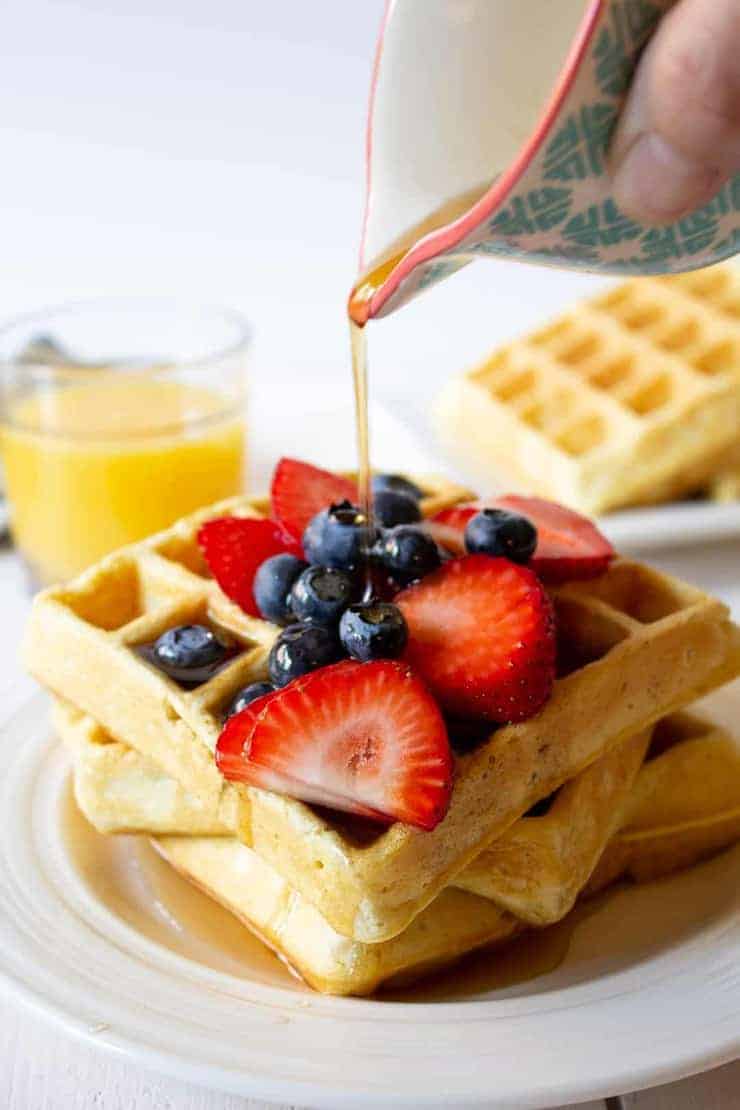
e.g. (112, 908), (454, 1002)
(353, 0), (740, 322)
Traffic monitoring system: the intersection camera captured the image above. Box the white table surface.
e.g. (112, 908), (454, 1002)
(1, 1), (739, 1105)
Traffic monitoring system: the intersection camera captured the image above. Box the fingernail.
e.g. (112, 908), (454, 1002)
(612, 132), (721, 223)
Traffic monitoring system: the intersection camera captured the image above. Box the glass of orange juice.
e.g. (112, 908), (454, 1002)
(0, 299), (249, 585)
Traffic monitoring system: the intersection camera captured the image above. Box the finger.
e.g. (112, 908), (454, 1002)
(610, 0), (740, 224)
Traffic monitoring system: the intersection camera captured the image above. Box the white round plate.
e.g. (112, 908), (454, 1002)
(1, 690), (739, 1110)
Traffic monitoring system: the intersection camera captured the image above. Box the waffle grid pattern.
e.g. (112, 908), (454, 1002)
(436, 264), (740, 514)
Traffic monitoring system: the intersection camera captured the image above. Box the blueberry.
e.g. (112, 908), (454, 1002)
(376, 525), (441, 584)
(225, 680), (275, 719)
(289, 564), (356, 626)
(373, 488), (422, 528)
(268, 622), (342, 687)
(302, 500), (378, 571)
(339, 602), (408, 662)
(151, 624), (229, 684)
(464, 508), (537, 564)
(372, 473), (423, 501)
(254, 553), (308, 624)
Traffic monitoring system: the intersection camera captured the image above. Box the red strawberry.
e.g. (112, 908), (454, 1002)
(271, 457), (359, 541)
(396, 554), (556, 723)
(427, 504), (479, 555)
(215, 688), (278, 778)
(198, 516), (301, 617)
(216, 659), (453, 830)
(492, 496), (615, 584)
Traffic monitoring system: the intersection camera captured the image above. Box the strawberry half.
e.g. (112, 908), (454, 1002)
(215, 687), (278, 778)
(396, 554), (556, 723)
(216, 658), (453, 830)
(492, 496), (615, 584)
(271, 457), (359, 541)
(198, 516), (301, 617)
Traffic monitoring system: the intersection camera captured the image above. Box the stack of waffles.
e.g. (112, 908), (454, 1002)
(435, 264), (740, 514)
(24, 478), (740, 995)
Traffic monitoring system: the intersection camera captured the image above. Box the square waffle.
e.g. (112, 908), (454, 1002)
(53, 696), (649, 920)
(59, 706), (740, 996)
(434, 264), (740, 515)
(24, 480), (740, 943)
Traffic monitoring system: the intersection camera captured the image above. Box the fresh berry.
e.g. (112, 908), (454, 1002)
(303, 500), (377, 571)
(426, 504), (479, 555)
(271, 457), (358, 541)
(224, 680), (275, 720)
(254, 553), (308, 624)
(198, 516), (301, 618)
(372, 473), (423, 501)
(373, 488), (422, 528)
(376, 525), (441, 584)
(268, 622), (341, 687)
(396, 555), (556, 722)
(492, 496), (615, 583)
(339, 601), (408, 662)
(216, 686), (280, 778)
(151, 624), (230, 685)
(216, 659), (453, 829)
(289, 565), (357, 626)
(464, 508), (537, 563)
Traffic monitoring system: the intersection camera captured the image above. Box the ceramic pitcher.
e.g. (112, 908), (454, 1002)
(355, 0), (740, 322)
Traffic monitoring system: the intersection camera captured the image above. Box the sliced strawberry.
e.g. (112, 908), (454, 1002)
(492, 496), (615, 584)
(271, 457), (359, 541)
(396, 554), (556, 723)
(215, 687), (278, 777)
(216, 659), (453, 830)
(197, 516), (301, 617)
(427, 504), (480, 555)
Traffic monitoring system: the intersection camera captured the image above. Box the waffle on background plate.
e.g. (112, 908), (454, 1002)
(57, 700), (740, 996)
(24, 477), (740, 947)
(435, 264), (740, 516)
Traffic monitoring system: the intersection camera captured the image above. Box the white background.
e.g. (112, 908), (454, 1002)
(1, 1), (738, 1107)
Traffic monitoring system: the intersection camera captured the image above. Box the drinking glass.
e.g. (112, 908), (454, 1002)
(0, 299), (249, 585)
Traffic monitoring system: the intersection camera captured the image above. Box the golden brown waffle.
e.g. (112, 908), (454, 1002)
(454, 729), (648, 924)
(54, 698), (649, 921)
(709, 444), (740, 502)
(61, 707), (740, 996)
(58, 701), (234, 836)
(24, 489), (740, 943)
(434, 264), (740, 514)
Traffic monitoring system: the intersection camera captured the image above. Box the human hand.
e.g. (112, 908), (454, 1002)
(610, 0), (740, 224)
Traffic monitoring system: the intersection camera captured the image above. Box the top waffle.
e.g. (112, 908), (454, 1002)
(435, 264), (740, 515)
(24, 480), (740, 943)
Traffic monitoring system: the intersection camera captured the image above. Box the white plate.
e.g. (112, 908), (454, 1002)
(1, 689), (739, 1110)
(598, 500), (740, 554)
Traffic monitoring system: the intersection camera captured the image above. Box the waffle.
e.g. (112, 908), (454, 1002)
(709, 444), (740, 502)
(60, 707), (740, 996)
(434, 264), (740, 515)
(25, 477), (740, 943)
(53, 696), (649, 921)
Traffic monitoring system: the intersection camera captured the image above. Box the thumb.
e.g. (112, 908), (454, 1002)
(610, 0), (740, 224)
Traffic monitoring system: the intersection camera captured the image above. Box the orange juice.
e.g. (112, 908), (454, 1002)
(1, 376), (245, 583)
